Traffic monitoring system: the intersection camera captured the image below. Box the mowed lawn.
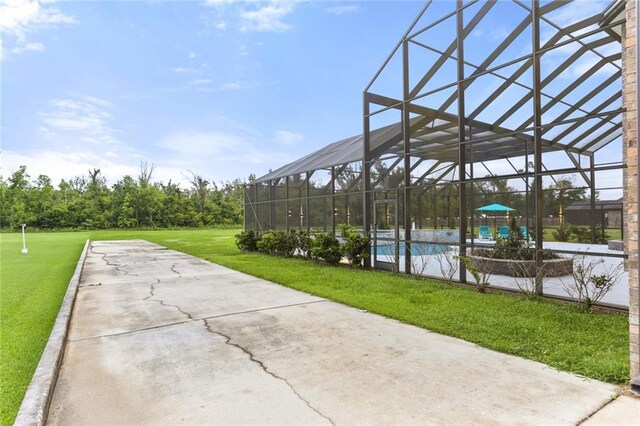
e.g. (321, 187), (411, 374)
(1, 229), (631, 424)
(1, 232), (89, 425)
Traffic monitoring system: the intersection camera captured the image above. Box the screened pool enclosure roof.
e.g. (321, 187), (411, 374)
(255, 0), (624, 185)
(256, 105), (621, 184)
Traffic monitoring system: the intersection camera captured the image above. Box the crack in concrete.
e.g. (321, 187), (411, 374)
(138, 281), (332, 424)
(202, 318), (335, 426)
(143, 278), (161, 301)
(115, 266), (130, 276)
(146, 298), (195, 320)
(142, 277), (194, 320)
(89, 244), (129, 275)
(82, 271), (332, 425)
(170, 264), (182, 278)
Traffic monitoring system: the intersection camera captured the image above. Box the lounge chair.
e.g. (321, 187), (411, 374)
(498, 226), (510, 239)
(479, 225), (493, 240)
(520, 226), (530, 240)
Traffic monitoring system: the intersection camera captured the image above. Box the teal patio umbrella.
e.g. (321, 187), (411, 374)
(475, 203), (515, 235)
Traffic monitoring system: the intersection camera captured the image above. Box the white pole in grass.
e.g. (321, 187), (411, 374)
(21, 224), (28, 254)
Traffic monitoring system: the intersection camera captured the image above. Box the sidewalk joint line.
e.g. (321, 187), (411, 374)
(68, 299), (327, 343)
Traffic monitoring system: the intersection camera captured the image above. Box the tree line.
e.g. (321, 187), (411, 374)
(0, 163), (250, 230)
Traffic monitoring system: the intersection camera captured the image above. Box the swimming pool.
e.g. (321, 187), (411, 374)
(373, 242), (451, 256)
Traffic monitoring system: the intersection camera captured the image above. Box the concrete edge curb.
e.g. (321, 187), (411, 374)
(14, 239), (91, 426)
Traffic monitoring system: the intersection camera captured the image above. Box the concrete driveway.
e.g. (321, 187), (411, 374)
(48, 240), (617, 425)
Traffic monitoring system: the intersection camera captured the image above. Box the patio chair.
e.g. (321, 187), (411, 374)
(479, 225), (493, 240)
(498, 226), (510, 239)
(520, 226), (530, 241)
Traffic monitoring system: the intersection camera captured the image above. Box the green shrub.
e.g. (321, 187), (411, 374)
(340, 224), (370, 266)
(569, 226), (610, 244)
(311, 233), (342, 265)
(552, 223), (571, 242)
(570, 226), (591, 243)
(235, 230), (258, 252)
(257, 230), (295, 257)
(493, 217), (526, 259)
(293, 230), (313, 259)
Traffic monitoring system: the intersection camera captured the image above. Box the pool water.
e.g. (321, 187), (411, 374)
(373, 242), (451, 256)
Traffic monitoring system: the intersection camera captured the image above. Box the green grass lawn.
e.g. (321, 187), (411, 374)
(1, 228), (630, 424)
(1, 232), (89, 425)
(542, 226), (622, 242)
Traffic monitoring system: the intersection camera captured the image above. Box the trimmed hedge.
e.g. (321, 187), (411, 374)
(235, 226), (370, 267)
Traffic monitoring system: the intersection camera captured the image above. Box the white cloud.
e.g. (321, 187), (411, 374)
(0, 0), (76, 58)
(157, 131), (251, 158)
(203, 0), (235, 7)
(169, 66), (194, 73)
(543, 40), (621, 79)
(239, 2), (294, 33)
(39, 95), (120, 146)
(325, 4), (359, 15)
(155, 128), (292, 171)
(274, 130), (303, 146)
(489, 27), (509, 41)
(188, 51), (198, 59)
(11, 40), (43, 54)
(193, 81), (261, 92)
(544, 0), (609, 27)
(214, 21), (227, 30)
(223, 81), (259, 90)
(0, 0), (76, 37)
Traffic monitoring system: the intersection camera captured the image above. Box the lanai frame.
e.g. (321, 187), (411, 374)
(361, 0), (624, 292)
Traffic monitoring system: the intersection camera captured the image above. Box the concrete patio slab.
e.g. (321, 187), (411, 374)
(582, 395), (640, 425)
(48, 240), (619, 425)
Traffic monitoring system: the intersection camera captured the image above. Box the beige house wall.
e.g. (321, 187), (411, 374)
(623, 0), (639, 381)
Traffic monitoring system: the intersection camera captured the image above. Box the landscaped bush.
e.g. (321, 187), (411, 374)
(293, 229), (313, 259)
(235, 230), (258, 252)
(244, 227), (362, 266)
(492, 219), (526, 260)
(256, 230), (295, 257)
(569, 226), (610, 244)
(570, 226), (590, 243)
(552, 223), (571, 242)
(340, 224), (370, 267)
(562, 253), (624, 309)
(483, 218), (557, 261)
(311, 233), (342, 265)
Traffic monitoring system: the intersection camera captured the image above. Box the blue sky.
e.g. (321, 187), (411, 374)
(1, 0), (424, 186)
(1, 0), (622, 193)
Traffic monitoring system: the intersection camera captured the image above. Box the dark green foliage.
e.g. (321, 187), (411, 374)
(569, 226), (610, 244)
(485, 218), (557, 261)
(256, 230), (296, 257)
(292, 230), (313, 259)
(235, 230), (258, 252)
(552, 223), (571, 242)
(0, 164), (245, 230)
(340, 224), (370, 266)
(311, 233), (342, 265)
(493, 217), (527, 259)
(570, 226), (591, 243)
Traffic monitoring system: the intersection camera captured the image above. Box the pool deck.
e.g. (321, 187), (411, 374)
(377, 241), (629, 307)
